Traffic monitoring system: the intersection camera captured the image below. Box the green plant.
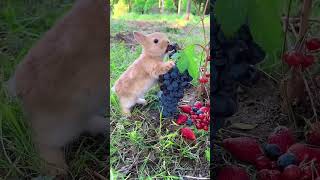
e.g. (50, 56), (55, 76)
(113, 0), (129, 18)
(164, 0), (176, 12)
(215, 0), (284, 55)
(132, 0), (145, 14)
(144, 0), (158, 13)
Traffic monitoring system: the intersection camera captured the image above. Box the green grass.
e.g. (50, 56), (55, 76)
(110, 14), (210, 178)
(0, 0), (107, 179)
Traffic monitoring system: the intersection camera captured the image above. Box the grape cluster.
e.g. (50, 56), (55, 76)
(211, 18), (266, 122)
(158, 44), (193, 118)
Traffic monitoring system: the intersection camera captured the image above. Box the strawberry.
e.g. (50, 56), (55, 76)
(257, 169), (281, 180)
(305, 122), (320, 146)
(195, 123), (202, 129)
(199, 106), (210, 113)
(205, 72), (210, 78)
(199, 77), (208, 84)
(198, 114), (205, 120)
(306, 38), (320, 51)
(176, 114), (188, 125)
(301, 165), (312, 180)
(191, 115), (198, 120)
(288, 143), (320, 163)
(267, 126), (295, 154)
(203, 126), (208, 131)
(223, 137), (264, 164)
(217, 166), (250, 180)
(283, 51), (304, 67)
(281, 165), (301, 180)
(205, 100), (210, 107)
(180, 127), (196, 141)
(194, 101), (202, 109)
(270, 161), (278, 170)
(179, 105), (192, 114)
(255, 156), (272, 170)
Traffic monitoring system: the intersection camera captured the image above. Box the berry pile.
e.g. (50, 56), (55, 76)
(178, 101), (210, 131)
(211, 19), (266, 121)
(158, 44), (193, 118)
(218, 126), (320, 180)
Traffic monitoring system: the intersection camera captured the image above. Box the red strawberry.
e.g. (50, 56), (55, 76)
(270, 161), (278, 170)
(281, 165), (301, 180)
(268, 126), (295, 154)
(191, 115), (198, 120)
(287, 143), (320, 163)
(179, 105), (192, 114)
(301, 55), (315, 68)
(223, 137), (264, 164)
(217, 166), (250, 180)
(180, 127), (196, 140)
(255, 156), (272, 170)
(176, 114), (188, 125)
(301, 165), (312, 180)
(257, 169), (281, 180)
(198, 114), (205, 120)
(203, 126), (208, 131)
(305, 122), (320, 146)
(283, 51), (304, 67)
(199, 77), (208, 84)
(194, 101), (203, 109)
(205, 100), (210, 107)
(200, 106), (210, 113)
(306, 38), (320, 51)
(195, 123), (202, 129)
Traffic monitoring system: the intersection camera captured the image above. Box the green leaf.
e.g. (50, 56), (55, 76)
(205, 148), (210, 162)
(248, 0), (283, 54)
(176, 52), (188, 73)
(215, 0), (249, 36)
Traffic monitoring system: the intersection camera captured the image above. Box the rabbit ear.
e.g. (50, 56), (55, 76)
(133, 31), (146, 44)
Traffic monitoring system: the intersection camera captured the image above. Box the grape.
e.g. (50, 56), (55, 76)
(211, 18), (266, 120)
(158, 43), (193, 118)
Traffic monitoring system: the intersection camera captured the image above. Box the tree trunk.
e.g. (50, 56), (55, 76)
(185, 0), (191, 20)
(177, 0), (182, 15)
(160, 0), (165, 13)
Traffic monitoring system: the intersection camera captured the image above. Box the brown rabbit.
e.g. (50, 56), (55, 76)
(6, 0), (108, 176)
(112, 32), (175, 116)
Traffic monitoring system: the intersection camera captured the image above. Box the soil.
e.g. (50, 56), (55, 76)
(224, 73), (289, 138)
(211, 71), (320, 178)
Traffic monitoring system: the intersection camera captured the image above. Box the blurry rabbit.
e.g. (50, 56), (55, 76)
(112, 32), (175, 116)
(6, 0), (108, 175)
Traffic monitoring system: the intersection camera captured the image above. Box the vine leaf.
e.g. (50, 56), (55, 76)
(177, 45), (199, 81)
(214, 0), (249, 37)
(248, 0), (283, 55)
(176, 52), (188, 73)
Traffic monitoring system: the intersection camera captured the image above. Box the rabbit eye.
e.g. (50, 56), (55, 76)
(153, 39), (158, 44)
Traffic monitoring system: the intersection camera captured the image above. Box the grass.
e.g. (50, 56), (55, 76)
(0, 0), (107, 179)
(110, 13), (210, 178)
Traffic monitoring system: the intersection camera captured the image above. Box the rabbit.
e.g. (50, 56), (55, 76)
(112, 32), (175, 116)
(6, 0), (109, 176)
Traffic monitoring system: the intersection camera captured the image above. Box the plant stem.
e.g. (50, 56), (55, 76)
(281, 0), (292, 76)
(299, 0), (312, 38)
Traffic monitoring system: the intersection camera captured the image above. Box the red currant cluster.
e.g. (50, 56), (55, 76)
(198, 56), (211, 84)
(283, 38), (320, 69)
(176, 101), (210, 131)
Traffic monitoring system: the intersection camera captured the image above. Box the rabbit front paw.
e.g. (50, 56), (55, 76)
(164, 61), (175, 72)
